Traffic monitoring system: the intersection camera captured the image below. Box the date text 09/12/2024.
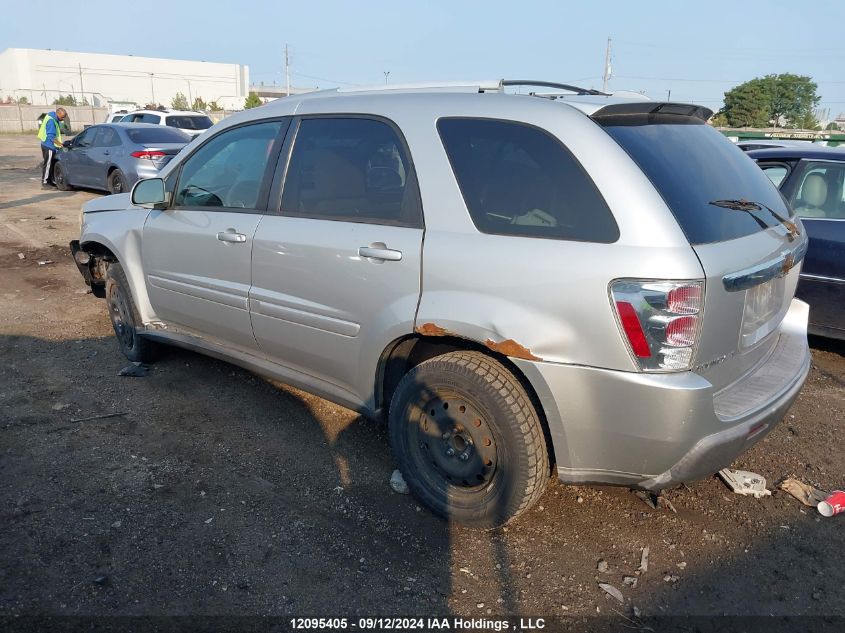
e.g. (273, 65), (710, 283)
(290, 617), (547, 630)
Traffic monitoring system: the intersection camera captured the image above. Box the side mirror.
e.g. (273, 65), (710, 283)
(131, 178), (169, 209)
(62, 139), (73, 148)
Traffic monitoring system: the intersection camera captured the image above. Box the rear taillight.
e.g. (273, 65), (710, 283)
(131, 151), (166, 160)
(611, 280), (704, 372)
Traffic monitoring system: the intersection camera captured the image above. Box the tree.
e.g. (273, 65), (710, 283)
(709, 112), (728, 127)
(826, 121), (841, 131)
(144, 103), (162, 110)
(191, 96), (207, 111)
(17, 96), (29, 105)
(207, 100), (222, 111)
(720, 74), (820, 128)
(244, 92), (262, 109)
(53, 94), (78, 106)
(171, 92), (189, 110)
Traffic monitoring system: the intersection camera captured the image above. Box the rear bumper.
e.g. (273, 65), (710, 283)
(514, 299), (810, 490)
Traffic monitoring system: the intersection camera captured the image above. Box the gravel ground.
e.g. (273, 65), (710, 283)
(1, 134), (843, 631)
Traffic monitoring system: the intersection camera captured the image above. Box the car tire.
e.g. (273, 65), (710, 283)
(54, 162), (72, 191)
(105, 262), (158, 363)
(108, 169), (128, 195)
(389, 350), (549, 528)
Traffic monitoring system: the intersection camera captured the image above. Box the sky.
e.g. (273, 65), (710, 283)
(2, 0), (845, 117)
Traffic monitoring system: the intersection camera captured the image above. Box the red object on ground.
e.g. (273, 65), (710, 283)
(818, 490), (845, 517)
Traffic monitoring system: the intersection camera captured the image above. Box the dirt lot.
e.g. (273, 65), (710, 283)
(1, 133), (844, 630)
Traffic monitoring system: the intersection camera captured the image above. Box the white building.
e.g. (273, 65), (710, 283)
(0, 48), (249, 111)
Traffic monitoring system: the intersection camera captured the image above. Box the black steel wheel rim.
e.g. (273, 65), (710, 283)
(407, 390), (498, 490)
(108, 284), (135, 351)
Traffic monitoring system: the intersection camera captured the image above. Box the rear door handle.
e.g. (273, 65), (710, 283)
(358, 243), (402, 262)
(217, 230), (247, 243)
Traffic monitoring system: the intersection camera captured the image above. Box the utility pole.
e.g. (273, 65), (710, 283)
(602, 37), (612, 93)
(186, 79), (193, 107)
(285, 44), (291, 96)
(78, 63), (85, 104)
(149, 73), (155, 105)
(667, 89), (671, 101)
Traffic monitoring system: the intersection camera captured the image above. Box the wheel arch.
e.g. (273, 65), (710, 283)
(374, 333), (557, 470)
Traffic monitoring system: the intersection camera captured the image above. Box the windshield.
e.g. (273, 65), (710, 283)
(126, 127), (191, 144)
(603, 120), (790, 244)
(166, 115), (213, 130)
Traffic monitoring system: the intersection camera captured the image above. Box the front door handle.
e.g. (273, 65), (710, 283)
(217, 230), (247, 244)
(358, 242), (402, 262)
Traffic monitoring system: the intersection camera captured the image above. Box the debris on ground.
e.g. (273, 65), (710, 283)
(637, 547), (649, 574)
(597, 559), (608, 573)
(118, 363), (149, 377)
(718, 468), (772, 498)
(92, 575), (109, 585)
(663, 574), (679, 584)
(69, 412), (129, 423)
(17, 253), (25, 259)
(778, 477), (828, 507)
(633, 490), (657, 509)
(43, 215), (56, 220)
(818, 491), (845, 517)
(657, 495), (677, 514)
(389, 469), (409, 495)
(598, 582), (624, 603)
(623, 576), (638, 588)
(37, 260), (53, 266)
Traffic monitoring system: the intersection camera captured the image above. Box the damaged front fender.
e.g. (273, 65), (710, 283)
(70, 240), (107, 298)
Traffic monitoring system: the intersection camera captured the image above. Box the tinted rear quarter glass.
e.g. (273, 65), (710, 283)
(437, 118), (618, 242)
(166, 115), (213, 130)
(126, 127), (191, 144)
(603, 121), (789, 244)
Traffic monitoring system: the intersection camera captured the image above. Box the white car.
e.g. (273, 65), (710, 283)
(120, 109), (213, 138)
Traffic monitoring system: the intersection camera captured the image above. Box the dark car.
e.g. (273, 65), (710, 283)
(54, 123), (191, 195)
(748, 146), (845, 339)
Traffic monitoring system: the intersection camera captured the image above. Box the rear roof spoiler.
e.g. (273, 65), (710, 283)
(591, 102), (714, 125)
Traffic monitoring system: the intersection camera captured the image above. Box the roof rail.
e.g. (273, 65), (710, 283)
(501, 80), (609, 96)
(332, 79), (609, 97)
(337, 80), (502, 94)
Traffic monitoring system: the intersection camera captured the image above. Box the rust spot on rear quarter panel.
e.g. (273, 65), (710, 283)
(415, 322), (450, 336)
(485, 338), (541, 361)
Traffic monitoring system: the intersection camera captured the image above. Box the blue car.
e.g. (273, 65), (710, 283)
(54, 123), (191, 195)
(748, 146), (845, 339)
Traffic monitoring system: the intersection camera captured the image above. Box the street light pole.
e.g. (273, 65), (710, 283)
(150, 73), (155, 106)
(384, 71), (390, 85)
(186, 79), (193, 108)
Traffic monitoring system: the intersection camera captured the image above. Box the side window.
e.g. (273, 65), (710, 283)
(74, 128), (96, 148)
(140, 113), (161, 124)
(758, 163), (789, 188)
(93, 127), (119, 147)
(280, 117), (421, 227)
(174, 120), (283, 210)
(790, 162), (845, 219)
(437, 118), (619, 242)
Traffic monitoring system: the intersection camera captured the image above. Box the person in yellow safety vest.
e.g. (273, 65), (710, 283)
(37, 107), (67, 189)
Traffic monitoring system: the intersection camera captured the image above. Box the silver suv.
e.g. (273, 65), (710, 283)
(71, 80), (811, 527)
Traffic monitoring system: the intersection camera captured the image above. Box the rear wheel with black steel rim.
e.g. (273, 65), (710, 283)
(105, 262), (158, 363)
(389, 350), (549, 528)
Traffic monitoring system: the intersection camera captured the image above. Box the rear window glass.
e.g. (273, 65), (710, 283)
(125, 127), (191, 144)
(603, 121), (790, 244)
(166, 115), (213, 130)
(437, 118), (619, 242)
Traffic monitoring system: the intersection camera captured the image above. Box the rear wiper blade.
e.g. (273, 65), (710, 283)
(708, 199), (801, 241)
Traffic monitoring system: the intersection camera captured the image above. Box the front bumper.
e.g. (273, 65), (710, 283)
(514, 299), (810, 490)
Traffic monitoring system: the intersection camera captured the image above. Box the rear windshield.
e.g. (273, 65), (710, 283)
(166, 115), (213, 130)
(603, 121), (790, 244)
(125, 127), (191, 144)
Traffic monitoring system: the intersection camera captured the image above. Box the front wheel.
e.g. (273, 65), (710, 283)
(54, 162), (72, 191)
(105, 263), (158, 363)
(389, 351), (549, 528)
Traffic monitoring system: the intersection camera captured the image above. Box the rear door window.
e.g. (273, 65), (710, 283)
(140, 113), (161, 124)
(758, 163), (790, 188)
(437, 118), (618, 242)
(603, 121), (790, 244)
(166, 115), (213, 130)
(280, 117), (422, 227)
